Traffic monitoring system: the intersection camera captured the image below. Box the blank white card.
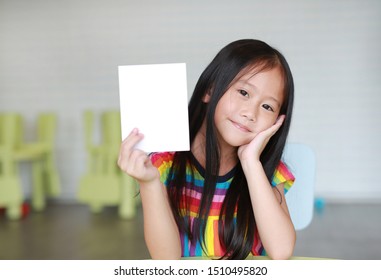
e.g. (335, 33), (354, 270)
(118, 63), (190, 153)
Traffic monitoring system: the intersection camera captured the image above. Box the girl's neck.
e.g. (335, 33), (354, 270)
(191, 121), (238, 176)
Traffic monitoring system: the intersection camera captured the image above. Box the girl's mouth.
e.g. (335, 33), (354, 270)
(231, 120), (251, 133)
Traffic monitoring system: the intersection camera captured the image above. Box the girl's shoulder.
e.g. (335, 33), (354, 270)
(150, 152), (175, 167)
(272, 161), (295, 193)
(150, 152), (175, 185)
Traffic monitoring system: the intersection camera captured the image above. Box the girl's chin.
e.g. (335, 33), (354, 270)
(218, 131), (258, 148)
(241, 134), (257, 145)
(227, 136), (256, 148)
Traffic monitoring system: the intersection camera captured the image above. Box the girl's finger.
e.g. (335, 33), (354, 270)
(267, 115), (286, 136)
(118, 128), (144, 167)
(275, 115), (286, 126)
(121, 128), (140, 145)
(120, 128), (144, 155)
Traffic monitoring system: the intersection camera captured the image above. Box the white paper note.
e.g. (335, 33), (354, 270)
(118, 63), (190, 153)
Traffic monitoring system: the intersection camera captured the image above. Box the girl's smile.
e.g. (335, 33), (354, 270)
(230, 119), (252, 133)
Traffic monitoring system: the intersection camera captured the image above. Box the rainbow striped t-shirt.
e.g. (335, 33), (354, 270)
(150, 152), (295, 258)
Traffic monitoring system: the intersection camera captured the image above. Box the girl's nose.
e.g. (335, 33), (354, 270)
(241, 104), (257, 122)
(242, 111), (256, 122)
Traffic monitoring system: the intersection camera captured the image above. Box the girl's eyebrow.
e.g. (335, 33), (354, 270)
(237, 79), (255, 88)
(238, 80), (281, 107)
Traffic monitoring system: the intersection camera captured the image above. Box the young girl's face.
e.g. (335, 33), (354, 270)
(212, 66), (285, 148)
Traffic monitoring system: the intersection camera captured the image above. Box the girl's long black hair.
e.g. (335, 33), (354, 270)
(167, 39), (294, 259)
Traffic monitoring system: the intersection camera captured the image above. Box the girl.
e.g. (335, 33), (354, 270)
(118, 39), (295, 260)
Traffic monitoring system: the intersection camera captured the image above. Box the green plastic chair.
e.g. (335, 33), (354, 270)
(0, 112), (60, 218)
(77, 110), (138, 219)
(13, 113), (61, 211)
(0, 113), (24, 220)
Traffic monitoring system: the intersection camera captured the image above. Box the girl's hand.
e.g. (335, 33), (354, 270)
(117, 128), (159, 183)
(238, 115), (285, 164)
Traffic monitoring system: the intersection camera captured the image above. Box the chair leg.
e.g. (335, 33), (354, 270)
(90, 203), (103, 213)
(31, 161), (45, 211)
(43, 154), (60, 197)
(6, 204), (22, 220)
(118, 174), (137, 219)
(44, 169), (60, 197)
(0, 175), (24, 220)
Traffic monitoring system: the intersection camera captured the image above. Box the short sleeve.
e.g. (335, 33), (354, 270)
(271, 161), (295, 194)
(150, 152), (174, 186)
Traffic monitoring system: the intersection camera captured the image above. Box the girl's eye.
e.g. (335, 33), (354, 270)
(238, 89), (249, 97)
(262, 104), (274, 112)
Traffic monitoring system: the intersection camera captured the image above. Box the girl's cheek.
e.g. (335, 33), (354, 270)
(262, 120), (275, 131)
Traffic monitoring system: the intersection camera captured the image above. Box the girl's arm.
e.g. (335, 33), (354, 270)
(139, 179), (182, 259)
(238, 116), (296, 260)
(118, 129), (181, 259)
(243, 161), (295, 260)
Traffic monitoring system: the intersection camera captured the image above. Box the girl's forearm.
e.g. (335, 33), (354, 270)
(243, 161), (296, 260)
(139, 179), (182, 259)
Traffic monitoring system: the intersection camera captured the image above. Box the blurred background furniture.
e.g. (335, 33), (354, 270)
(0, 112), (60, 219)
(0, 113), (24, 219)
(77, 110), (138, 219)
(283, 142), (316, 230)
(14, 113), (61, 211)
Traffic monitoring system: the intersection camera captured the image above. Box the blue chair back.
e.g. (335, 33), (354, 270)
(282, 143), (316, 230)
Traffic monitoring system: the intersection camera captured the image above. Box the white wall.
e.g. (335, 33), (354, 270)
(1, 0), (380, 202)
